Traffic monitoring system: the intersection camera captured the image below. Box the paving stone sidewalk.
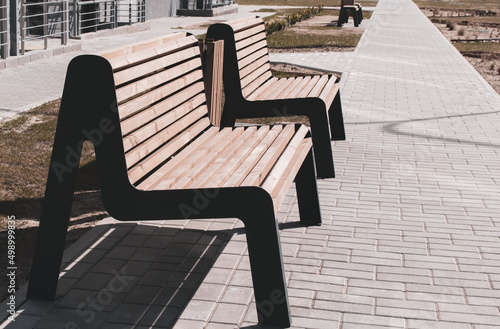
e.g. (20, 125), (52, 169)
(2, 0), (500, 328)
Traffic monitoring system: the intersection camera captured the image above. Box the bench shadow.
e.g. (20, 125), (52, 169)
(45, 223), (240, 328)
(15, 219), (309, 328)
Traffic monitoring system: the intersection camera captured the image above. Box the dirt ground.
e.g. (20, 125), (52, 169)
(421, 8), (500, 94)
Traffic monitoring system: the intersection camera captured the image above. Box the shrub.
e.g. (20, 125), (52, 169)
(446, 20), (456, 31)
(458, 28), (465, 36)
(434, 8), (440, 16)
(490, 63), (495, 70)
(265, 6), (323, 36)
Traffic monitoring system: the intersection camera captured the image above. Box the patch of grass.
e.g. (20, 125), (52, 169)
(267, 27), (362, 48)
(0, 100), (99, 222)
(252, 8), (277, 12)
(453, 41), (500, 53)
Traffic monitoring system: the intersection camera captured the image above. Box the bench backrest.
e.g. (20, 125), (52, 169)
(100, 33), (211, 186)
(218, 17), (272, 99)
(341, 0), (355, 6)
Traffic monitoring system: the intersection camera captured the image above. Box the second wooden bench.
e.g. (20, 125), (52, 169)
(206, 16), (346, 179)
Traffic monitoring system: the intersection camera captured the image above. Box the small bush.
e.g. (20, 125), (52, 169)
(265, 6), (323, 36)
(434, 8), (440, 16)
(498, 67), (500, 75)
(490, 63), (495, 70)
(446, 20), (456, 31)
(458, 28), (465, 36)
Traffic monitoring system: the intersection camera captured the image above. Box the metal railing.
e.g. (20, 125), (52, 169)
(0, 0), (8, 59)
(20, 0), (69, 55)
(75, 0), (144, 36)
(181, 0), (235, 10)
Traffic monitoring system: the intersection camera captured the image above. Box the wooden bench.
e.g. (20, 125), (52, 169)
(338, 0), (363, 27)
(26, 32), (322, 328)
(206, 16), (346, 179)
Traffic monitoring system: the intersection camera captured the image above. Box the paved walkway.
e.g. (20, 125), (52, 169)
(2, 0), (500, 328)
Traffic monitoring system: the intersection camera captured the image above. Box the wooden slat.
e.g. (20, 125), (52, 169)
(100, 33), (187, 61)
(137, 126), (220, 190)
(171, 127), (246, 189)
(256, 78), (294, 100)
(297, 75), (320, 98)
(223, 125), (283, 187)
(238, 48), (269, 71)
(228, 16), (263, 33)
(240, 125), (296, 187)
(237, 39), (267, 62)
(239, 56), (269, 82)
(242, 71), (273, 98)
(274, 77), (304, 99)
(307, 75), (329, 98)
(280, 76), (312, 99)
(151, 128), (235, 190)
(187, 126), (258, 188)
(205, 126), (271, 187)
(318, 77), (340, 109)
(234, 24), (265, 43)
(114, 45), (200, 86)
(109, 35), (198, 72)
(124, 103), (208, 166)
(235, 31), (267, 51)
(263, 137), (312, 211)
(116, 57), (201, 103)
(122, 93), (206, 152)
(119, 72), (204, 124)
(247, 77), (278, 101)
(128, 116), (211, 185)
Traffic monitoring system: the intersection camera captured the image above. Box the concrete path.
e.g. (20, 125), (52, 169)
(2, 0), (500, 328)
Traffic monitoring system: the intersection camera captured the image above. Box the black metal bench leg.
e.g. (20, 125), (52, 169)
(308, 112), (335, 178)
(242, 207), (291, 327)
(27, 134), (83, 300)
(329, 91), (346, 141)
(295, 149), (322, 225)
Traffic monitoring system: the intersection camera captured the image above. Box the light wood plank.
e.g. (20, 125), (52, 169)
(297, 75), (320, 98)
(239, 56), (269, 82)
(240, 61), (270, 89)
(109, 35), (198, 72)
(116, 58), (201, 104)
(237, 39), (267, 62)
(151, 128), (235, 190)
(240, 125), (295, 187)
(171, 127), (246, 189)
(238, 48), (269, 71)
(234, 24), (265, 43)
(124, 103), (208, 166)
(318, 77), (340, 109)
(235, 31), (267, 51)
(307, 75), (329, 97)
(188, 126), (258, 188)
(128, 116), (211, 185)
(242, 71), (273, 98)
(119, 72), (204, 123)
(247, 77), (278, 101)
(280, 76), (312, 99)
(100, 33), (187, 61)
(263, 137), (312, 211)
(229, 17), (263, 33)
(138, 126), (220, 190)
(274, 77), (304, 99)
(223, 125), (283, 187)
(114, 45), (200, 86)
(206, 126), (270, 187)
(256, 78), (294, 100)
